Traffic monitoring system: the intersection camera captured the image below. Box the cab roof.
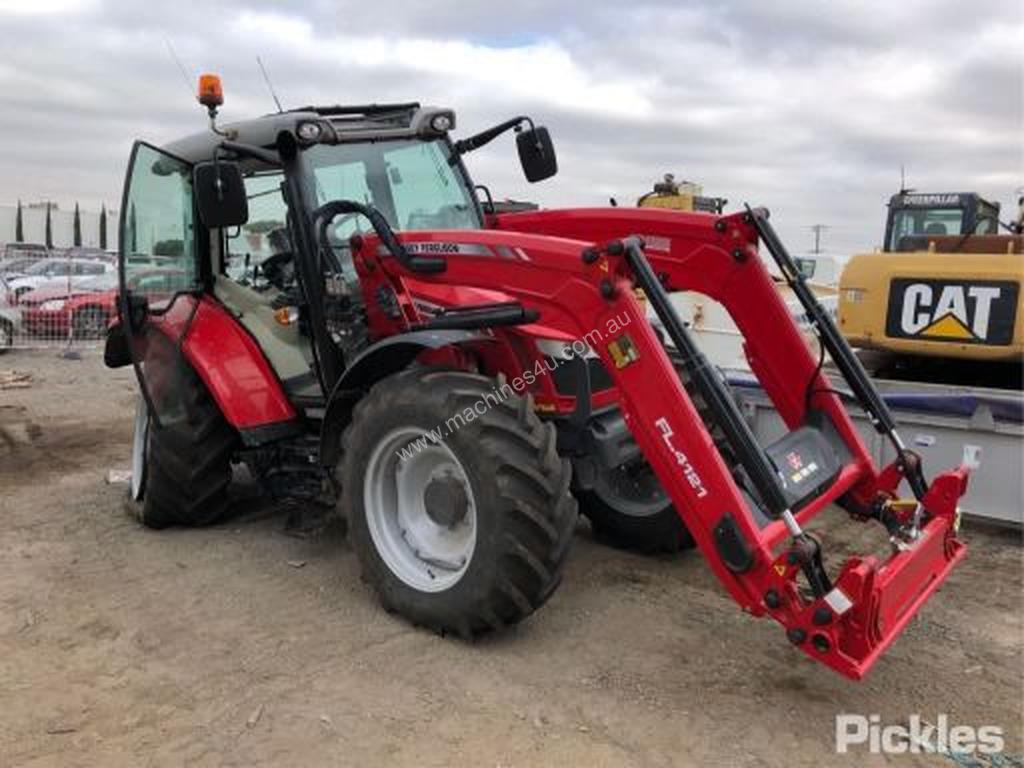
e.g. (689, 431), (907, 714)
(163, 103), (456, 165)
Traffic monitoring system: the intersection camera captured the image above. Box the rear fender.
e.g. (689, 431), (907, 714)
(179, 298), (300, 443)
(319, 330), (490, 467)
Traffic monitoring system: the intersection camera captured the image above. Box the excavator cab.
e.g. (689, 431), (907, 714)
(884, 191), (1001, 252)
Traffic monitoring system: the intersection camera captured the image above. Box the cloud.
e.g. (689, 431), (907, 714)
(0, 0), (1020, 256)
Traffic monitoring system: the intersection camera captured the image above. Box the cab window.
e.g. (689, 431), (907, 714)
(889, 208), (965, 250)
(121, 143), (200, 307)
(222, 171), (292, 289)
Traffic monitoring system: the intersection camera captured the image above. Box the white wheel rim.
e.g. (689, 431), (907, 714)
(131, 395), (149, 501)
(363, 427), (477, 593)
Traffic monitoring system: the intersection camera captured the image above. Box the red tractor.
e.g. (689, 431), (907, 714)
(106, 76), (969, 680)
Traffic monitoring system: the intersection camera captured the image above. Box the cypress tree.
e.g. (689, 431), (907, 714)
(99, 203), (107, 250)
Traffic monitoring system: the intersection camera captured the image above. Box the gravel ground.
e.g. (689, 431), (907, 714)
(1, 349), (1021, 767)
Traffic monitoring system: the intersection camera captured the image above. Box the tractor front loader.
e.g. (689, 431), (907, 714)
(107, 76), (969, 681)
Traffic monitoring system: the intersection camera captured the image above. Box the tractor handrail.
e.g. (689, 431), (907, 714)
(311, 199), (447, 274)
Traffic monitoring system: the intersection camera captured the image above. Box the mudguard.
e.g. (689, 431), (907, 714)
(179, 298), (299, 442)
(319, 329), (489, 467)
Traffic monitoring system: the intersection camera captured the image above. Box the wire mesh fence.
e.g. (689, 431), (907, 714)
(1, 245), (118, 351)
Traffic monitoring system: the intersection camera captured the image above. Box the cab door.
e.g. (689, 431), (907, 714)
(118, 142), (203, 428)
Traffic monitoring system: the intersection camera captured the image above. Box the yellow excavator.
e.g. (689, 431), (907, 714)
(839, 191), (1023, 381)
(636, 173), (727, 214)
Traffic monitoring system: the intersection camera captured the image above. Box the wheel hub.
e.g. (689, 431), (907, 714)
(423, 472), (470, 528)
(363, 427), (478, 592)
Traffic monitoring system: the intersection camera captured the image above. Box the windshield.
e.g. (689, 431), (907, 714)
(305, 139), (480, 240)
(889, 207), (965, 250)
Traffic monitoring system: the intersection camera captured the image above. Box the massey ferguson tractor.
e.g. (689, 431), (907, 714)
(105, 75), (971, 680)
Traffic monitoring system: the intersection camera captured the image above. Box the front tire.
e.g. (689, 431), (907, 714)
(139, 365), (237, 529)
(578, 458), (695, 554)
(342, 368), (577, 637)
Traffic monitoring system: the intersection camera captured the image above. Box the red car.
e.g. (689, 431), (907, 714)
(21, 269), (186, 339)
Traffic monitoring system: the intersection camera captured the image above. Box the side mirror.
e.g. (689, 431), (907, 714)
(194, 161), (249, 228)
(516, 126), (557, 183)
(124, 291), (150, 331)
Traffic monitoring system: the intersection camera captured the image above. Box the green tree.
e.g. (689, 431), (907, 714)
(99, 203), (107, 250)
(244, 219), (285, 234)
(73, 202), (82, 247)
(153, 239), (184, 257)
(14, 199), (23, 243)
(44, 202), (53, 249)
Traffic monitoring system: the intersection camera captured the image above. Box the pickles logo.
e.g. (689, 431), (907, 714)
(886, 279), (1018, 345)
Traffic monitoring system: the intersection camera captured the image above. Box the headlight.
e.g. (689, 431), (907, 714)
(430, 113), (454, 132)
(296, 120), (323, 142)
(40, 299), (66, 311)
(843, 288), (865, 304)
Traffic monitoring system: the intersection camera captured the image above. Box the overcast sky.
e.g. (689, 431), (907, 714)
(0, 0), (1020, 254)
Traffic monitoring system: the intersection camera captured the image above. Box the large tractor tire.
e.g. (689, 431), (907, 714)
(577, 459), (695, 554)
(0, 319), (12, 354)
(341, 368), (577, 638)
(137, 366), (237, 529)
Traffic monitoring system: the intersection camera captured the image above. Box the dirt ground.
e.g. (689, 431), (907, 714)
(1, 349), (1021, 767)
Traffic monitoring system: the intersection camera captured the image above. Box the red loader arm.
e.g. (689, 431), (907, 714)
(351, 208), (967, 680)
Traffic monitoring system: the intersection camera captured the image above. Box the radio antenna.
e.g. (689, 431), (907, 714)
(257, 56), (284, 113)
(164, 37), (195, 98)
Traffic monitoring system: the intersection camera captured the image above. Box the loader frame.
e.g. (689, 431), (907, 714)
(350, 206), (968, 679)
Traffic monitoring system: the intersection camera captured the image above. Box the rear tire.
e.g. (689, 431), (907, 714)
(140, 365), (237, 529)
(0, 319), (12, 354)
(342, 368), (577, 637)
(578, 459), (695, 554)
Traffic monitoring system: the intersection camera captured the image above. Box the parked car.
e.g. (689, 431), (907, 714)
(7, 258), (115, 300)
(21, 268), (186, 338)
(0, 275), (20, 352)
(0, 257), (44, 277)
(2, 242), (49, 261)
(64, 247), (116, 264)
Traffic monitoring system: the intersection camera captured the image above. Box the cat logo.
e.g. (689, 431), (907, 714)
(885, 279), (1019, 345)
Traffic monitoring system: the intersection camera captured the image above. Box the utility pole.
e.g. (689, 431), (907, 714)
(809, 224), (829, 254)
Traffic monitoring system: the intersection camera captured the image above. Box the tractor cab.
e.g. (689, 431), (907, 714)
(884, 191), (1001, 252)
(117, 82), (557, 413)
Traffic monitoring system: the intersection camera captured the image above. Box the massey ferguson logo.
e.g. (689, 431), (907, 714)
(885, 279), (1018, 345)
